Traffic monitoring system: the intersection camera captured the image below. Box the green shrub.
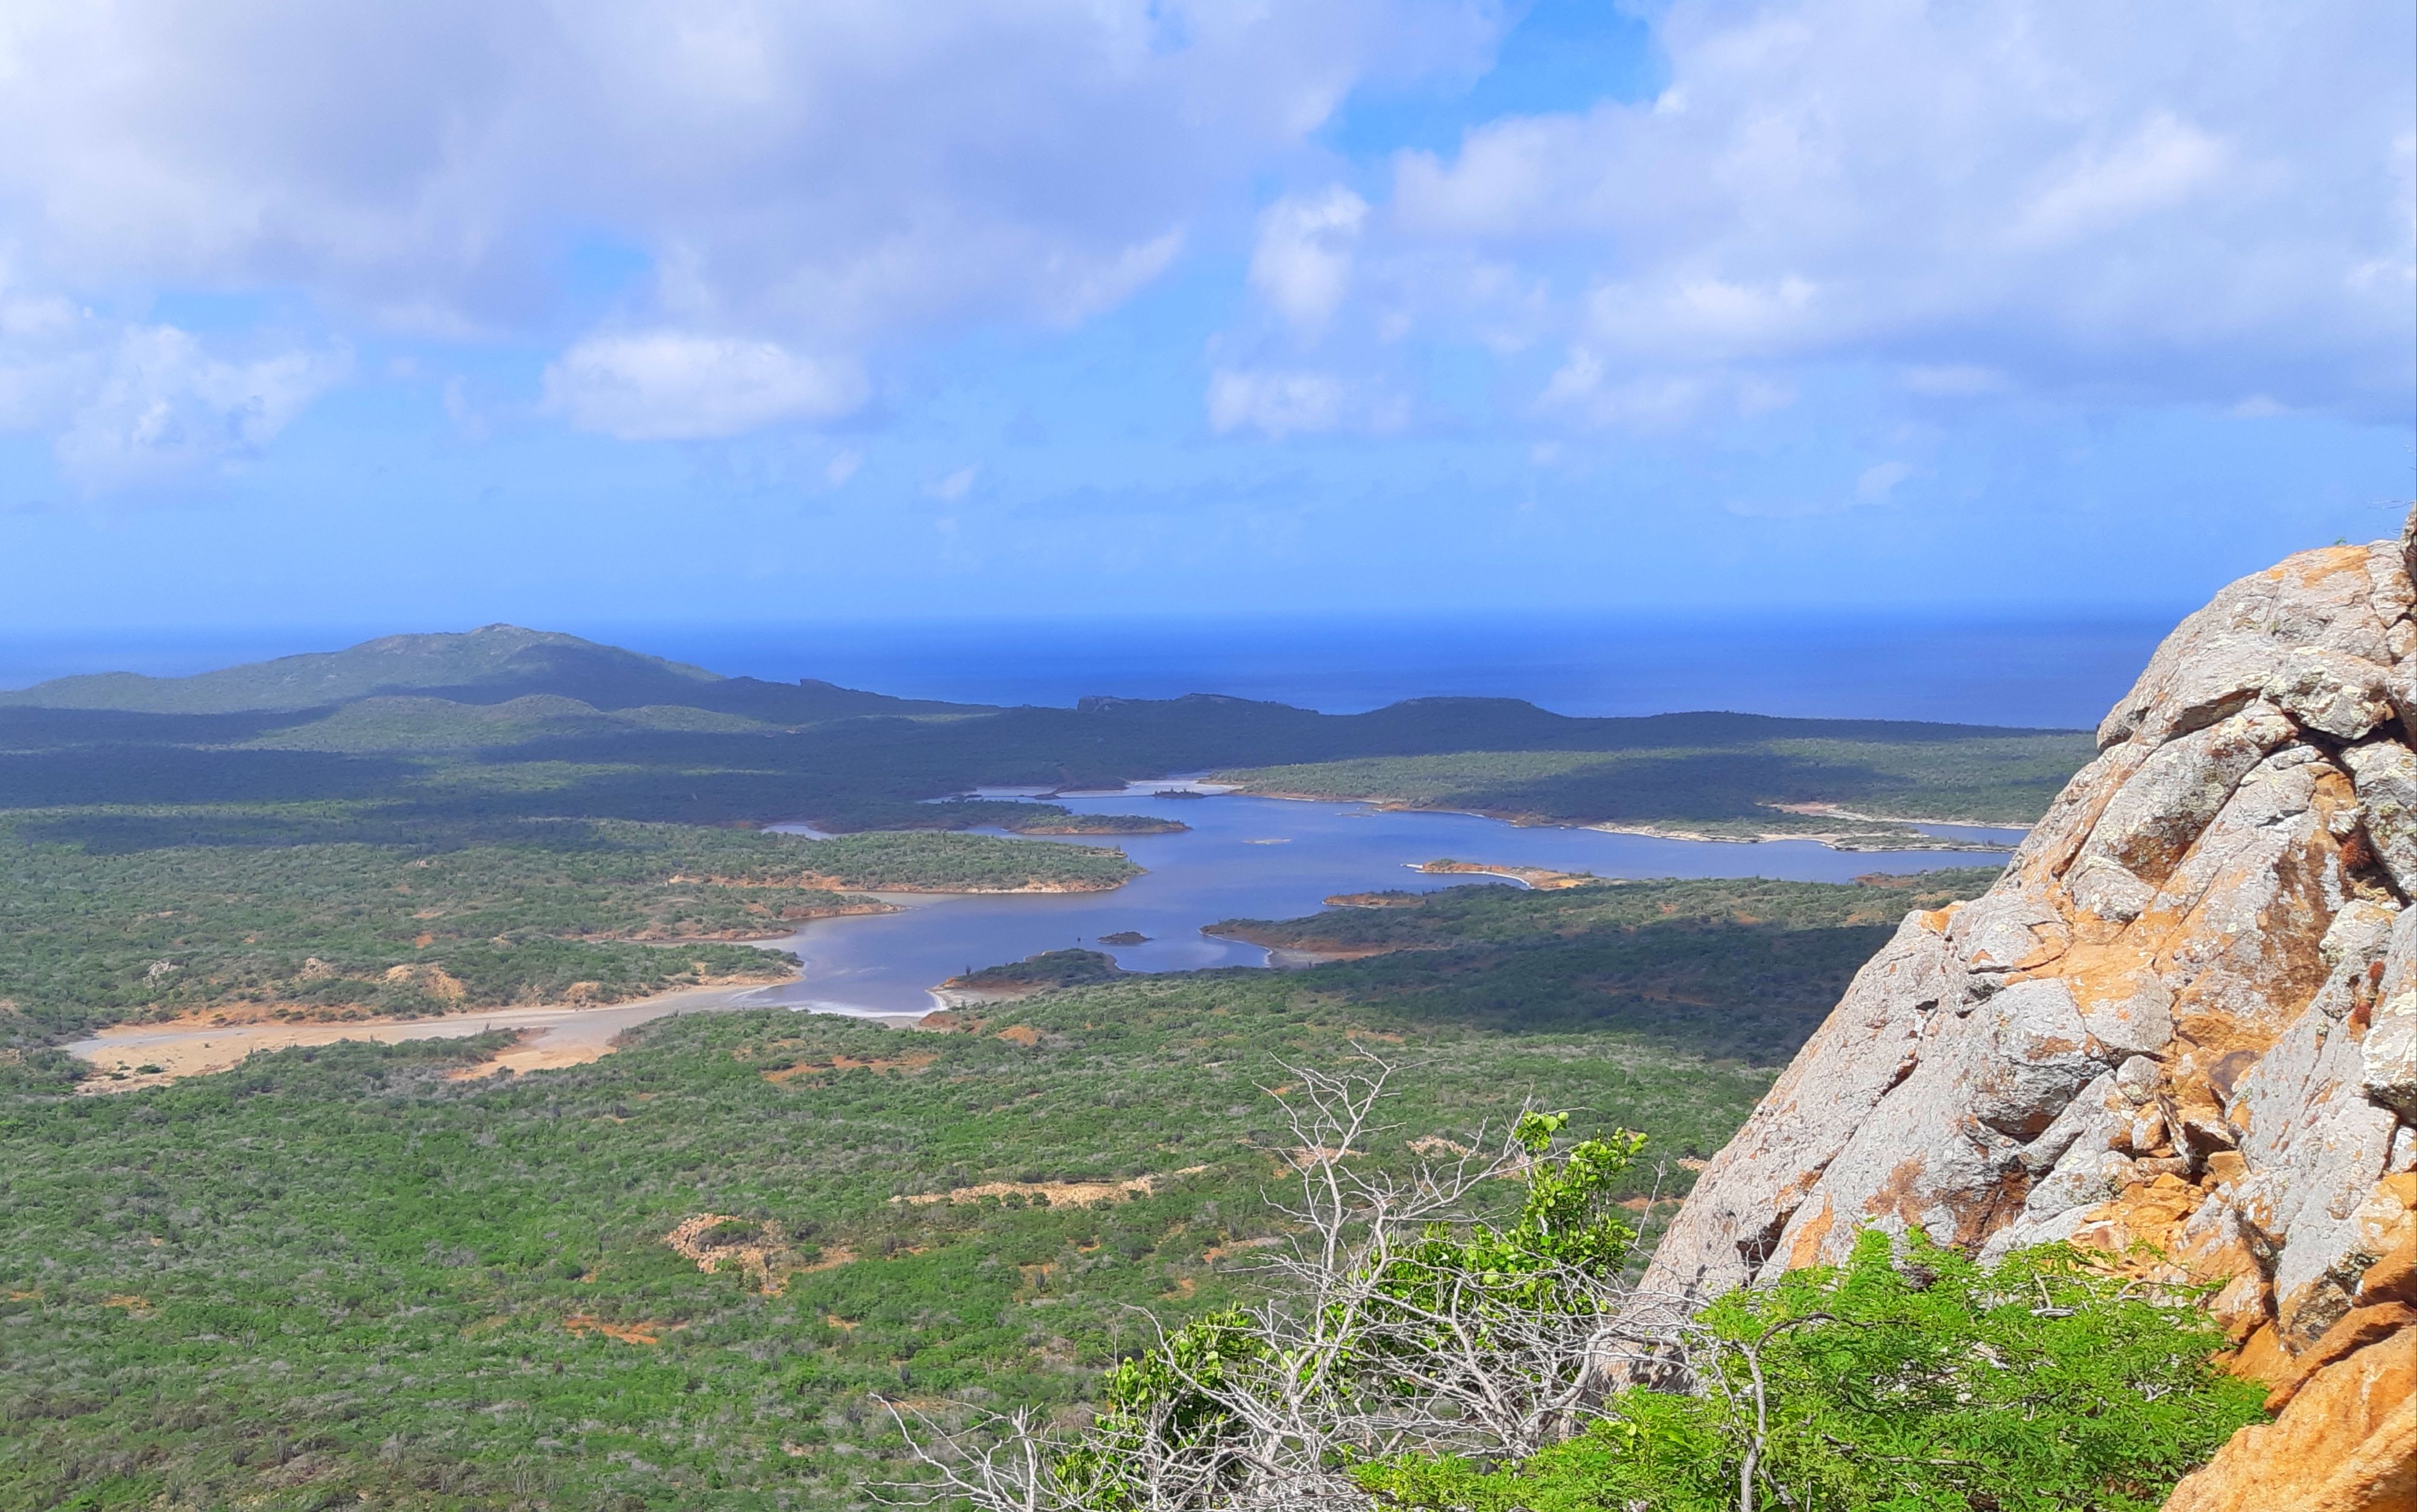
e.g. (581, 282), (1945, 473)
(1358, 1231), (2266, 1512)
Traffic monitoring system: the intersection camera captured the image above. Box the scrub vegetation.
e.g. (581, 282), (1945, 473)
(1214, 733), (2091, 844)
(0, 870), (2009, 1509)
(0, 815), (1135, 1042)
(0, 630), (2144, 1510)
(951, 1074), (2261, 1512)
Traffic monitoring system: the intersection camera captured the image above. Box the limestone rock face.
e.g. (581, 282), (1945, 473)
(1641, 521), (2417, 1511)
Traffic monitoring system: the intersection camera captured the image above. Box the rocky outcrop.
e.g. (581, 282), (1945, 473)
(1641, 519), (2417, 1510)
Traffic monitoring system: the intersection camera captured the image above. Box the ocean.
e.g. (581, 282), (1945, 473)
(0, 613), (2175, 729)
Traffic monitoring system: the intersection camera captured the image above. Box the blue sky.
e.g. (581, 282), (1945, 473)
(0, 1), (2409, 635)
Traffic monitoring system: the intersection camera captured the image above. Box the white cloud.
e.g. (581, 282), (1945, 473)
(1855, 460), (1914, 501)
(925, 466), (979, 502)
(0, 268), (348, 493)
(0, 2), (1503, 469)
(1, 0), (2402, 478)
(1250, 188), (1370, 331)
(542, 332), (866, 440)
(1207, 369), (1346, 438)
(0, 2), (1495, 361)
(2012, 114), (2230, 248)
(1536, 348), (1794, 431)
(440, 376), (487, 440)
(1538, 353), (1708, 431)
(1381, 0), (2413, 423)
(48, 328), (347, 491)
(825, 449), (863, 487)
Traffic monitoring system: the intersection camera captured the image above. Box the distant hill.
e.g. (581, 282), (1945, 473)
(0, 624), (2092, 838)
(0, 625), (977, 724)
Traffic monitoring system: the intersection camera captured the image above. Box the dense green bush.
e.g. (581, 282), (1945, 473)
(1361, 1232), (2265, 1512)
(981, 1090), (2258, 1512)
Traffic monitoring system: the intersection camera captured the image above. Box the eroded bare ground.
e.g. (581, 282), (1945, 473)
(892, 1166), (1210, 1210)
(69, 979), (826, 1092)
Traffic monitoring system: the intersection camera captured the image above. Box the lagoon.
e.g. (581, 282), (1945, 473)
(750, 784), (2021, 1016)
(70, 785), (2020, 1081)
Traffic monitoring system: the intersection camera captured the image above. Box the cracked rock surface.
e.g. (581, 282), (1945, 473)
(1641, 517), (2417, 1512)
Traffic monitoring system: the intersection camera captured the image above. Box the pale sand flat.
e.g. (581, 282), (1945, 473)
(66, 979), (905, 1092)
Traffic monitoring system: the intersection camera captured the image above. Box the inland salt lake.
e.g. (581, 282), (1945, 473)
(747, 784), (2024, 1018)
(69, 783), (2024, 1077)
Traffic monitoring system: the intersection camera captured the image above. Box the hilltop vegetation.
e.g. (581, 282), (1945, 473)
(247, 694), (777, 752)
(0, 868), (2001, 1510)
(0, 626), (963, 723)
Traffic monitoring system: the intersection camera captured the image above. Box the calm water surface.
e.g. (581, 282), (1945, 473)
(746, 786), (2021, 1016)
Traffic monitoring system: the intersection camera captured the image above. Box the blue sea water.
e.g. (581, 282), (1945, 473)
(0, 613), (2173, 728)
(619, 614), (2168, 729)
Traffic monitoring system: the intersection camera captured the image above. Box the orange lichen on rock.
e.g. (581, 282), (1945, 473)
(2163, 1333), (2416, 1512)
(2261, 1302), (2417, 1412)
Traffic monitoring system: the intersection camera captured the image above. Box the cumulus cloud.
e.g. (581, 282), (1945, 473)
(1855, 460), (1915, 502)
(0, 270), (347, 492)
(49, 329), (347, 490)
(543, 332), (865, 440)
(0, 4), (1490, 332)
(0, 1), (1502, 473)
(0, 0), (2403, 481)
(1250, 188), (1370, 331)
(1205, 365), (1411, 438)
(2011, 113), (2231, 248)
(1384, 0), (2413, 423)
(1536, 349), (1787, 431)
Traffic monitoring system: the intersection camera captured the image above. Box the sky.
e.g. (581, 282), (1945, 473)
(0, 0), (2410, 637)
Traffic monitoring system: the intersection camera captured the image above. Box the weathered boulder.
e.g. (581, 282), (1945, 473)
(2096, 542), (2404, 748)
(1639, 517), (2417, 1510)
(2161, 1334), (2415, 1512)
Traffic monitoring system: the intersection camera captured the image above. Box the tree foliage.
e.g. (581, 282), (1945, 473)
(1361, 1230), (2265, 1512)
(917, 1077), (2263, 1512)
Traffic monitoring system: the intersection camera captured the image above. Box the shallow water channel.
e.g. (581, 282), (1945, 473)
(747, 785), (2023, 1017)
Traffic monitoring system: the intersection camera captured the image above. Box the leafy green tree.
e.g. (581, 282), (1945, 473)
(1358, 1230), (2266, 1512)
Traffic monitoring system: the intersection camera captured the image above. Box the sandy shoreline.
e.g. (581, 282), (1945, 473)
(64, 859), (1154, 1092)
(67, 945), (935, 1094)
